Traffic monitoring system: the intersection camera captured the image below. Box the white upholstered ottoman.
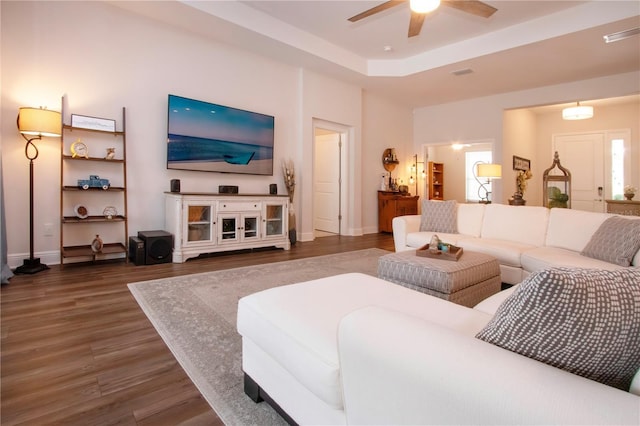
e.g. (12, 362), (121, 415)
(237, 272), (492, 425)
(378, 250), (501, 307)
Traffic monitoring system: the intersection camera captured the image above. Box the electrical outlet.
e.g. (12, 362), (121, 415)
(44, 223), (54, 236)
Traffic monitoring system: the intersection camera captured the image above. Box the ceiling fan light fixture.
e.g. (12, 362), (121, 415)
(410, 0), (441, 14)
(562, 102), (593, 120)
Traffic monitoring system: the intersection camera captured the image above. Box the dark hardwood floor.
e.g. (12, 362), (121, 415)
(1, 233), (394, 425)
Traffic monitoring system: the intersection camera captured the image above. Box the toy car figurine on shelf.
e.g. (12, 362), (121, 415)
(78, 175), (110, 190)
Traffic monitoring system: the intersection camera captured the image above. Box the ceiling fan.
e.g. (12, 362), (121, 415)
(348, 0), (498, 38)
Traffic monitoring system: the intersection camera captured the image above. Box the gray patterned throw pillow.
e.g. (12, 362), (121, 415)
(581, 216), (640, 266)
(419, 200), (457, 233)
(476, 267), (640, 391)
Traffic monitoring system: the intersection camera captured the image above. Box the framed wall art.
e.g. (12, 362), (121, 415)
(513, 155), (531, 171)
(71, 114), (116, 132)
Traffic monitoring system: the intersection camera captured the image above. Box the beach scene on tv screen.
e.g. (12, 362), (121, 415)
(167, 95), (274, 175)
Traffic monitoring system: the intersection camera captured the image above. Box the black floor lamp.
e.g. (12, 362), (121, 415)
(14, 106), (61, 274)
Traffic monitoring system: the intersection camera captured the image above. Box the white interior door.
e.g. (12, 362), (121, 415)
(314, 133), (341, 234)
(553, 133), (605, 212)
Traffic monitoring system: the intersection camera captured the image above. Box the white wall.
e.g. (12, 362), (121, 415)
(414, 72), (640, 205)
(534, 100), (640, 204)
(503, 109), (538, 203)
(361, 92), (414, 234)
(300, 69), (364, 240)
(1, 1), (413, 265)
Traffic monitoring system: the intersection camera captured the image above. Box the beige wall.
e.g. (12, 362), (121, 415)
(533, 100), (640, 206)
(426, 142), (493, 203)
(361, 92), (414, 233)
(503, 109), (538, 204)
(414, 72), (640, 205)
(1, 1), (413, 265)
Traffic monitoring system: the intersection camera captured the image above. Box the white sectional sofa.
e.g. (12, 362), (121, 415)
(393, 203), (640, 284)
(237, 203), (640, 424)
(238, 271), (640, 425)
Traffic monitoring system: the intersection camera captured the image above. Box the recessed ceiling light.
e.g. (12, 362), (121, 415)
(603, 27), (640, 43)
(383, 45), (393, 52)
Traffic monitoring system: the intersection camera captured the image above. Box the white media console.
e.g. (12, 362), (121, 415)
(165, 192), (290, 263)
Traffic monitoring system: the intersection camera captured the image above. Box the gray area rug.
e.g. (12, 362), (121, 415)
(128, 248), (388, 425)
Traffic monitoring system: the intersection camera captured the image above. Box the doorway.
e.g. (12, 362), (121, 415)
(313, 124), (346, 238)
(553, 129), (631, 212)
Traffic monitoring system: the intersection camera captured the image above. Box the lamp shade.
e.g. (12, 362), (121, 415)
(410, 0), (441, 13)
(18, 107), (62, 137)
(562, 103), (593, 120)
(477, 163), (502, 179)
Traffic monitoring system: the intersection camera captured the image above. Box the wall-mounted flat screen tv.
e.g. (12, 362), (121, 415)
(167, 94), (274, 175)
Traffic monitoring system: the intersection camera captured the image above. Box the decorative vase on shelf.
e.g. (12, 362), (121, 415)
(91, 235), (103, 253)
(624, 192), (635, 201)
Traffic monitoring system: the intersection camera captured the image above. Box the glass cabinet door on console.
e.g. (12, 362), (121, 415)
(263, 201), (287, 239)
(217, 213), (261, 244)
(185, 203), (215, 244)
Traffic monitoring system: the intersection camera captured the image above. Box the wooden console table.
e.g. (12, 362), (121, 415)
(605, 199), (640, 217)
(378, 191), (419, 233)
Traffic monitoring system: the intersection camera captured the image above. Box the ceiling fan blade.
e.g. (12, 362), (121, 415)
(408, 12), (426, 37)
(348, 0), (406, 22)
(442, 0), (497, 18)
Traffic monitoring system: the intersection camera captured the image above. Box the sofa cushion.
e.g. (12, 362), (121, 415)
(457, 237), (536, 267)
(476, 267), (640, 391)
(238, 273), (492, 410)
(480, 204), (549, 247)
(521, 246), (631, 274)
(473, 284), (518, 315)
(420, 200), (457, 233)
(456, 203), (485, 237)
(581, 216), (640, 267)
(545, 208), (611, 252)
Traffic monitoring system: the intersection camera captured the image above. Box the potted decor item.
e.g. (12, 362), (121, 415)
(510, 169), (532, 206)
(282, 159), (296, 245)
(624, 185), (637, 200)
(91, 234), (103, 253)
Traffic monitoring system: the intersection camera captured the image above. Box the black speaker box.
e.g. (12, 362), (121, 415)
(138, 230), (173, 264)
(219, 185), (239, 194)
(129, 236), (146, 266)
(170, 179), (181, 192)
(269, 183), (277, 195)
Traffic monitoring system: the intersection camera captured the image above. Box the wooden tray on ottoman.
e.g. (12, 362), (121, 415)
(416, 243), (463, 261)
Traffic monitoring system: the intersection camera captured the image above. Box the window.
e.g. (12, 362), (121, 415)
(466, 151), (492, 202)
(611, 139), (624, 200)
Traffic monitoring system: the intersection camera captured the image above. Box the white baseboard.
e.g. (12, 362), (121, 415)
(8, 250), (60, 269)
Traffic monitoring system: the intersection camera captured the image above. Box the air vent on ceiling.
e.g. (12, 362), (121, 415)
(451, 68), (473, 76)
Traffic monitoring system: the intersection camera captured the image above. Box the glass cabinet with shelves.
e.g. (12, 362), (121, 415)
(263, 202), (287, 238)
(186, 204), (214, 243)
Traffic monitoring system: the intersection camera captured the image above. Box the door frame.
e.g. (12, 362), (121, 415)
(312, 119), (350, 238)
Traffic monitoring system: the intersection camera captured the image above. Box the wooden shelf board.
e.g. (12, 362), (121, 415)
(63, 124), (124, 136)
(62, 154), (125, 163)
(62, 242), (126, 258)
(63, 215), (126, 223)
(63, 186), (125, 192)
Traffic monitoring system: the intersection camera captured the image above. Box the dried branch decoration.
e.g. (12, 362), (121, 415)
(282, 159), (295, 203)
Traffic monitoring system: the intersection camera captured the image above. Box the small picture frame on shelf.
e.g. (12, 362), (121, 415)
(71, 114), (116, 132)
(513, 155), (531, 171)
